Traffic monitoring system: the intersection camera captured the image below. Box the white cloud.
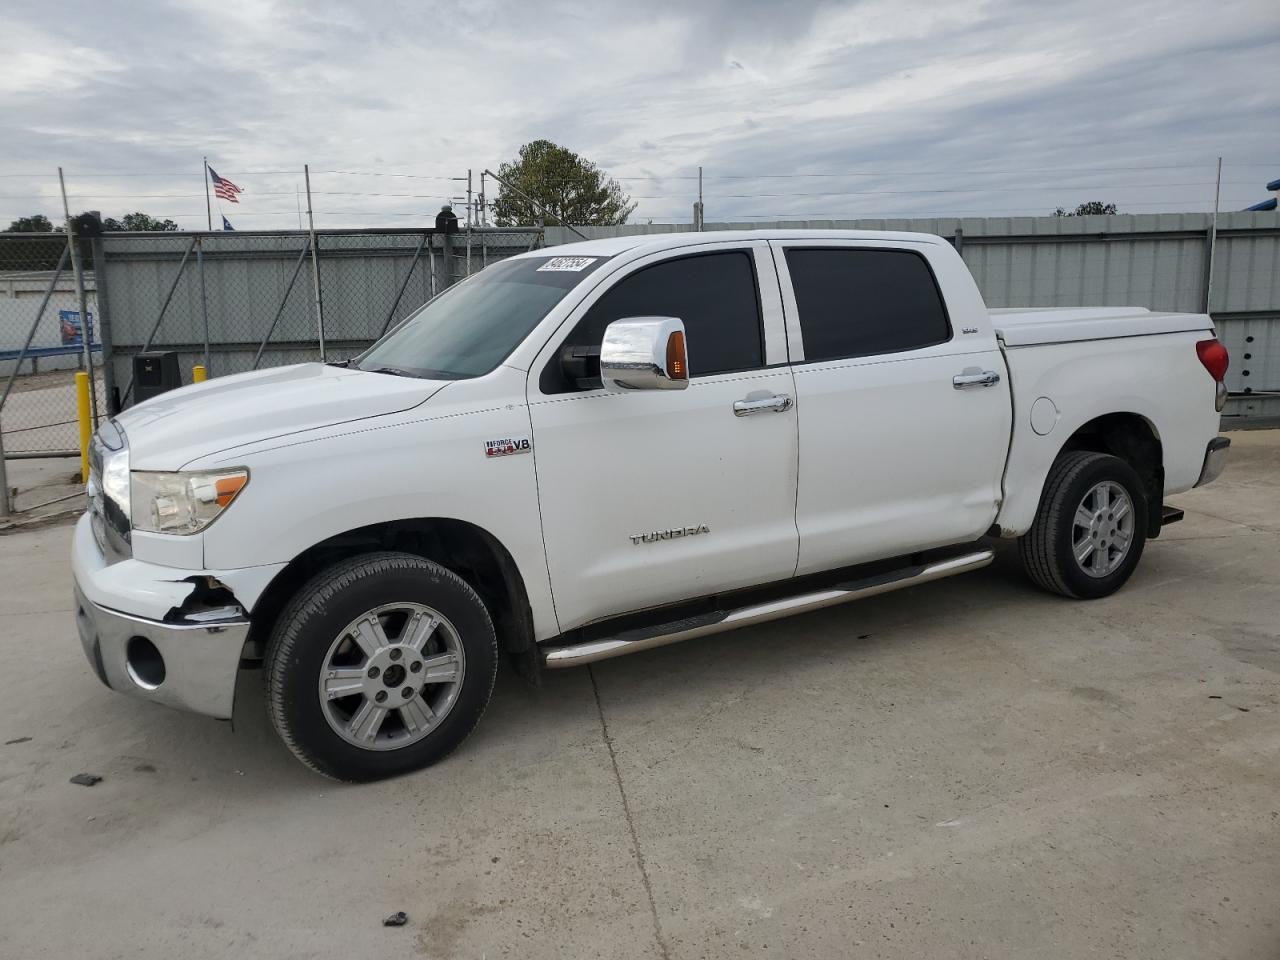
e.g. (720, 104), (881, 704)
(0, 0), (1276, 228)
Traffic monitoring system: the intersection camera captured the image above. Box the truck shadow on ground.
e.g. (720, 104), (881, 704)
(95, 534), (1211, 797)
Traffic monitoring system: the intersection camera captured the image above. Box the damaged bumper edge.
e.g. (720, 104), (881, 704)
(74, 583), (250, 718)
(71, 513), (284, 720)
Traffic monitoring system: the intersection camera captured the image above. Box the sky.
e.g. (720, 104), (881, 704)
(1, 0), (1277, 230)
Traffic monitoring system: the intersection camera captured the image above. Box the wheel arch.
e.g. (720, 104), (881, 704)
(246, 517), (538, 676)
(1053, 412), (1164, 537)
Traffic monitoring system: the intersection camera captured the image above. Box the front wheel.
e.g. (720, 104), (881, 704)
(265, 552), (498, 781)
(1019, 451), (1148, 600)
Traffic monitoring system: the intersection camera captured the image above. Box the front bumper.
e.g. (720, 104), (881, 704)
(71, 513), (260, 720)
(1195, 436), (1231, 488)
(74, 583), (250, 719)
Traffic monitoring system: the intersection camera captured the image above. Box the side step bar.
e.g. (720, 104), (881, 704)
(1161, 505), (1185, 526)
(542, 549), (994, 669)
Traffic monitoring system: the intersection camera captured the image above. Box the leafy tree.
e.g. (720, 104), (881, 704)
(493, 140), (635, 227)
(4, 214), (54, 232)
(1053, 201), (1119, 217)
(102, 212), (179, 231)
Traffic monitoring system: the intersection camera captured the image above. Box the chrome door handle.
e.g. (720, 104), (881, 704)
(952, 370), (1001, 389)
(733, 394), (793, 416)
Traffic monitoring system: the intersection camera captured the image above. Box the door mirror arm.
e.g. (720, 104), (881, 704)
(559, 344), (602, 391)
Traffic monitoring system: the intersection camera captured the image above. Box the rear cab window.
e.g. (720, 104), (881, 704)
(783, 248), (951, 363)
(542, 250), (765, 393)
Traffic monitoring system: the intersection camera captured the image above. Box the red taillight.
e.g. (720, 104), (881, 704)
(1196, 338), (1229, 382)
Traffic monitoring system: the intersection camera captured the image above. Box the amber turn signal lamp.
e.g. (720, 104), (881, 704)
(666, 331), (688, 380)
(214, 474), (249, 508)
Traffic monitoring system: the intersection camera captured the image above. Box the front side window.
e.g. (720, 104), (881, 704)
(356, 255), (608, 380)
(785, 248), (951, 363)
(543, 250), (764, 392)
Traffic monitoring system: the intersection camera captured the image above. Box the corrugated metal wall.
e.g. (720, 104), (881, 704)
(548, 212), (1280, 414)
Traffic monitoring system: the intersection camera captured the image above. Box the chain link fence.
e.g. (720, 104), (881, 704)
(0, 225), (542, 515)
(0, 232), (105, 460)
(96, 227), (545, 410)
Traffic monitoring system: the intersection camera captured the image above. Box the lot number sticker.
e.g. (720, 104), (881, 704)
(536, 256), (597, 272)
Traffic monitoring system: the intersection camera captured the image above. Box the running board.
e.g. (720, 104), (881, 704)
(542, 549), (994, 669)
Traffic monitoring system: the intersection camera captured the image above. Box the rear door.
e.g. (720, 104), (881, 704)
(772, 240), (1010, 575)
(528, 241), (799, 630)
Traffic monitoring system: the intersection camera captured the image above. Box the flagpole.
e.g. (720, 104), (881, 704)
(203, 157), (212, 231)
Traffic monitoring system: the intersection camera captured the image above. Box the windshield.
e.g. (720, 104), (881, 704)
(354, 254), (609, 379)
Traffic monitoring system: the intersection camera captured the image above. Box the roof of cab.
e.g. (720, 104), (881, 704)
(512, 229), (947, 259)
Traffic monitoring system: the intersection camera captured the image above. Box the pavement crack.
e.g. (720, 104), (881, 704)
(589, 665), (671, 960)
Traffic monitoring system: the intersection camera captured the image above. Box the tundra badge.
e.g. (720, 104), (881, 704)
(630, 524), (711, 545)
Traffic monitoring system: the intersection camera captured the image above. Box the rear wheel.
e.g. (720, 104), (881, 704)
(1019, 451), (1148, 599)
(265, 552), (497, 781)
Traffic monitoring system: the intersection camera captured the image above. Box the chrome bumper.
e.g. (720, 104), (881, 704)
(1195, 436), (1231, 488)
(73, 581), (250, 719)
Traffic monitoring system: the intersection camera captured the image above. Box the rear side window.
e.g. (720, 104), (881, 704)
(784, 248), (951, 362)
(543, 250), (764, 392)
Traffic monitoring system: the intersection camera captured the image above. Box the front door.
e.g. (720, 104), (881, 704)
(528, 242), (799, 631)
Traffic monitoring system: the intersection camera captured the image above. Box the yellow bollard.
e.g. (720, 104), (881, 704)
(76, 371), (91, 484)
(192, 364), (207, 383)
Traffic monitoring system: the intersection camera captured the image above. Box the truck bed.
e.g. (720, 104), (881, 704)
(990, 306), (1211, 346)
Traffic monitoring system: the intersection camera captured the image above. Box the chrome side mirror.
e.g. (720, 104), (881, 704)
(599, 316), (689, 391)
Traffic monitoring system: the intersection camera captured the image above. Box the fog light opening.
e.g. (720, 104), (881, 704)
(125, 636), (166, 690)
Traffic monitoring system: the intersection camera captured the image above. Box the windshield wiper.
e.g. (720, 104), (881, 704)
(366, 366), (417, 378)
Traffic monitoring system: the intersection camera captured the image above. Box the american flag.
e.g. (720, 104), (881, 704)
(208, 166), (242, 203)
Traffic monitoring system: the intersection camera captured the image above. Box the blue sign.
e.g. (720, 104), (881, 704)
(59, 309), (95, 347)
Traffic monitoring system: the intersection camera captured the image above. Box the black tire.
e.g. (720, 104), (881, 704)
(265, 552), (497, 782)
(1018, 451), (1148, 600)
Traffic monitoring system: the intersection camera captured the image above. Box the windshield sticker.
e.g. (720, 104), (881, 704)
(536, 256), (597, 273)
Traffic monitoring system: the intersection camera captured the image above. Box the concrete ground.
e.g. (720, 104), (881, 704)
(0, 432), (1277, 960)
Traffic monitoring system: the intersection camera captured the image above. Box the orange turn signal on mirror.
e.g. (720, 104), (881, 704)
(214, 474), (248, 507)
(666, 331), (687, 380)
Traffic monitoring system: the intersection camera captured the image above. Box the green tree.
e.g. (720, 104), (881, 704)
(1053, 201), (1119, 217)
(102, 212), (179, 231)
(4, 214), (54, 232)
(492, 140), (635, 227)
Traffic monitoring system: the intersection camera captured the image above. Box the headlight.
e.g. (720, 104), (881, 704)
(131, 469), (249, 535)
(100, 446), (131, 521)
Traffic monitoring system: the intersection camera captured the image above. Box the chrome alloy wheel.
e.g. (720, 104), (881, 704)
(317, 602), (465, 751)
(1071, 480), (1135, 578)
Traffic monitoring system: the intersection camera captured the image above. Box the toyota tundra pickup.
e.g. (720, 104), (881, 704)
(73, 230), (1231, 780)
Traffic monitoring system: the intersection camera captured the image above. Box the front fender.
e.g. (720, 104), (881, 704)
(193, 379), (559, 640)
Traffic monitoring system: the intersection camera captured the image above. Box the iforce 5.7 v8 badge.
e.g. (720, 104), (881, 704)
(484, 436), (532, 458)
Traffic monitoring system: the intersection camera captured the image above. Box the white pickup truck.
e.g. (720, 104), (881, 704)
(73, 230), (1231, 780)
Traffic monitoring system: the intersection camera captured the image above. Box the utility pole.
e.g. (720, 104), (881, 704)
(58, 167), (99, 426)
(304, 164), (326, 360)
(694, 165), (705, 230)
(1205, 156), (1223, 314)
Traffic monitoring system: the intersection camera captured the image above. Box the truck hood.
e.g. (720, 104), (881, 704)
(116, 363), (449, 469)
